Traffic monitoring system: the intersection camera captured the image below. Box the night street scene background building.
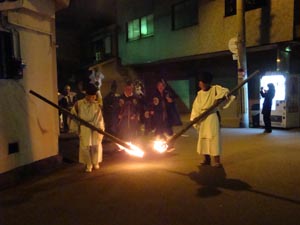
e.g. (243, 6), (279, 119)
(1, 2), (300, 222)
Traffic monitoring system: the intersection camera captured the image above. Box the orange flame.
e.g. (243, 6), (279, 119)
(117, 142), (144, 158)
(153, 140), (168, 153)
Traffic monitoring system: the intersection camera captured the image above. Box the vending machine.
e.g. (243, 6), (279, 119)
(259, 72), (300, 128)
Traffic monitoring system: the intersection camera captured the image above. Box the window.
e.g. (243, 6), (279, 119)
(127, 14), (154, 41)
(172, 0), (198, 30)
(0, 0), (18, 2)
(295, 0), (300, 26)
(0, 31), (23, 79)
(127, 18), (140, 41)
(92, 36), (112, 62)
(225, 0), (267, 17)
(0, 31), (13, 78)
(141, 14), (154, 37)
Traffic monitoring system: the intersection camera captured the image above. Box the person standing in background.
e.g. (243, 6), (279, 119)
(260, 83), (275, 133)
(59, 84), (77, 132)
(89, 70), (104, 107)
(117, 81), (141, 142)
(147, 79), (182, 142)
(103, 80), (119, 136)
(75, 80), (86, 101)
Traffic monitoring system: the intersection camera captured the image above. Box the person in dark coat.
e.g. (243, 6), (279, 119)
(59, 84), (77, 132)
(117, 81), (141, 142)
(103, 80), (119, 136)
(260, 83), (275, 133)
(75, 80), (86, 101)
(148, 79), (182, 141)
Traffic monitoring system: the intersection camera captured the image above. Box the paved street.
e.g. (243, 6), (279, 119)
(1, 123), (300, 225)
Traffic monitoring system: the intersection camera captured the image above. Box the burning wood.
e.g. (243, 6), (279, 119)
(116, 143), (144, 158)
(29, 90), (145, 158)
(153, 140), (169, 153)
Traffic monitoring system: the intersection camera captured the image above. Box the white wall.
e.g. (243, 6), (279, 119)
(0, 1), (60, 173)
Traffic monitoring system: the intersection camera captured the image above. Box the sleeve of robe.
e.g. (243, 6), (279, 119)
(214, 85), (235, 109)
(190, 91), (202, 130)
(69, 103), (79, 134)
(190, 85), (234, 130)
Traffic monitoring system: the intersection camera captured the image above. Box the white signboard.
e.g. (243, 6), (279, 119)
(228, 37), (238, 54)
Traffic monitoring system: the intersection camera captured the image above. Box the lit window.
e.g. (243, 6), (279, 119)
(128, 18), (140, 41)
(141, 14), (154, 37)
(127, 14), (154, 41)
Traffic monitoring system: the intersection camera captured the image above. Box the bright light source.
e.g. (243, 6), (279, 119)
(285, 46), (291, 52)
(261, 74), (286, 110)
(117, 143), (144, 158)
(153, 140), (168, 153)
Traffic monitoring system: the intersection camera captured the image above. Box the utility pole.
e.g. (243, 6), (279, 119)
(236, 0), (249, 127)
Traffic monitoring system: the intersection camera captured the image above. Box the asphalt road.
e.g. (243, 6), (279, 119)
(1, 125), (300, 225)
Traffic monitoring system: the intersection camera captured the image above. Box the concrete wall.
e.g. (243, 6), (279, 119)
(0, 0), (63, 174)
(117, 0), (295, 65)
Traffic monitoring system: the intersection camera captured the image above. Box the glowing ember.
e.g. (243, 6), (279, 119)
(153, 140), (168, 153)
(117, 142), (144, 158)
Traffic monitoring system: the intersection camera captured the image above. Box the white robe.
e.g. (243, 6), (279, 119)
(190, 85), (231, 156)
(69, 99), (104, 165)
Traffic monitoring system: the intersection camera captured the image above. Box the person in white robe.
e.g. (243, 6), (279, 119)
(69, 84), (105, 172)
(190, 72), (234, 167)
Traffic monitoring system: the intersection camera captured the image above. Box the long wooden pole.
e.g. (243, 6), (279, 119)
(167, 70), (260, 146)
(29, 90), (133, 150)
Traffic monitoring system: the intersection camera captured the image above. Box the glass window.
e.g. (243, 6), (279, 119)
(127, 14), (154, 41)
(225, 0), (268, 17)
(141, 14), (154, 37)
(295, 0), (300, 26)
(172, 0), (198, 30)
(0, 31), (13, 79)
(127, 18), (140, 41)
(104, 36), (111, 54)
(92, 35), (112, 62)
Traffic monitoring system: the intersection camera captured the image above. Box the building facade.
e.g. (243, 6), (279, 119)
(0, 0), (69, 176)
(115, 0), (300, 127)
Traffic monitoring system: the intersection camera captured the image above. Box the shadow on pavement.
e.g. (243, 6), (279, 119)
(188, 166), (251, 197)
(164, 166), (300, 205)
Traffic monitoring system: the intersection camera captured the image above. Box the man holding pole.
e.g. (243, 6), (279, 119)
(191, 72), (234, 168)
(69, 84), (104, 172)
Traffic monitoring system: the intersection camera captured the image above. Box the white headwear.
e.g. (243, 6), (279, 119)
(89, 71), (104, 89)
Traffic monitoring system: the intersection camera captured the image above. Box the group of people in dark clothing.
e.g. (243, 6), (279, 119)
(60, 78), (182, 145)
(102, 79), (182, 144)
